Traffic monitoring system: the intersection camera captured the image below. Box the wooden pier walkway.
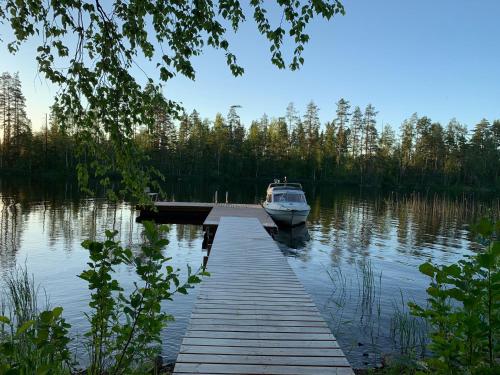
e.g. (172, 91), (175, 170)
(173, 216), (354, 375)
(138, 202), (278, 233)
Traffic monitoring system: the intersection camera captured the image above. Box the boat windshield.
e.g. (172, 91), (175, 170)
(273, 192), (306, 203)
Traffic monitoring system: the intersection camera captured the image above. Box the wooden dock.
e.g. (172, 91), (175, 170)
(203, 205), (276, 232)
(138, 202), (278, 233)
(173, 216), (354, 375)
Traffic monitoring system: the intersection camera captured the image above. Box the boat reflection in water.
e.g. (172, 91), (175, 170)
(273, 223), (310, 253)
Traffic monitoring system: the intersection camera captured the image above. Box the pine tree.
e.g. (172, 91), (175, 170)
(267, 117), (289, 175)
(323, 121), (337, 176)
(212, 113), (229, 176)
(303, 101), (320, 157)
(285, 102), (299, 136)
(467, 119), (496, 183)
(228, 106), (245, 150)
(428, 122), (446, 172)
(247, 120), (265, 177)
(444, 118), (467, 179)
(378, 124), (396, 159)
(334, 98), (350, 164)
(363, 104), (378, 156)
(302, 101), (321, 179)
(350, 106), (363, 158)
(189, 110), (205, 173)
(178, 113), (191, 147)
(491, 120), (500, 183)
(0, 72), (13, 165)
(227, 105), (239, 140)
(414, 116), (432, 174)
(399, 113), (417, 171)
(0, 72), (31, 166)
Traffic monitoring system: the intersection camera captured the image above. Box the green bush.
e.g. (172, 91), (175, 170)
(79, 220), (206, 374)
(0, 268), (72, 374)
(0, 221), (206, 374)
(410, 218), (500, 374)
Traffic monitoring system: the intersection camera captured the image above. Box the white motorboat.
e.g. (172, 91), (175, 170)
(262, 182), (310, 226)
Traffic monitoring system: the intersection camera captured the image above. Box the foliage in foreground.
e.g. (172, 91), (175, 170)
(410, 217), (500, 375)
(0, 268), (72, 374)
(0, 221), (206, 374)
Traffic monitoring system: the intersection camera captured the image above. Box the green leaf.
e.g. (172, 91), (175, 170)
(446, 288), (465, 301)
(40, 310), (54, 323)
(477, 253), (494, 268)
(474, 217), (494, 237)
(419, 262), (436, 277)
(188, 275), (201, 284)
(52, 306), (64, 319)
(491, 241), (500, 256)
(16, 320), (35, 335)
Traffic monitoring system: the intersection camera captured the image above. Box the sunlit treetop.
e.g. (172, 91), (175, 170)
(0, 0), (344, 203)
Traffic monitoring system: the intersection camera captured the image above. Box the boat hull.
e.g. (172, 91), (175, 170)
(264, 207), (310, 226)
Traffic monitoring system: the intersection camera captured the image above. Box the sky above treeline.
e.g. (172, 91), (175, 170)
(1, 0), (500, 132)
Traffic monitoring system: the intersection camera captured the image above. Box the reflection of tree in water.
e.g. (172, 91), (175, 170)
(305, 190), (498, 268)
(386, 193), (498, 262)
(176, 224), (203, 246)
(315, 195), (376, 265)
(395, 204), (410, 248)
(0, 180), (207, 270)
(371, 197), (392, 241)
(18, 197), (140, 255)
(0, 196), (24, 270)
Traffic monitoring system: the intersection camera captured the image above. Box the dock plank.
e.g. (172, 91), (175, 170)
(174, 363), (354, 375)
(190, 313), (325, 321)
(180, 338), (340, 348)
(179, 345), (345, 356)
(176, 353), (351, 366)
(173, 217), (353, 375)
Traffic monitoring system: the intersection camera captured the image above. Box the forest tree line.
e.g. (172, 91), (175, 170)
(1, 73), (499, 190)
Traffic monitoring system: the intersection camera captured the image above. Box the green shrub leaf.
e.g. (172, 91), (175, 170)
(419, 262), (436, 277)
(16, 320), (34, 335)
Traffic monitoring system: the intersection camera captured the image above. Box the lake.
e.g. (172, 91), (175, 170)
(0, 178), (497, 368)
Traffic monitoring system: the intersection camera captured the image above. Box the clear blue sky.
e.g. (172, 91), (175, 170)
(1, 0), (500, 132)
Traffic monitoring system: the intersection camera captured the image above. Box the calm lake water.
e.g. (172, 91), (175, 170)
(0, 178), (498, 368)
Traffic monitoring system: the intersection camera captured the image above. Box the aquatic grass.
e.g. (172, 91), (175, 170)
(385, 192), (499, 223)
(356, 259), (383, 327)
(325, 265), (348, 309)
(359, 260), (375, 319)
(326, 259), (386, 366)
(325, 265), (352, 336)
(389, 291), (427, 358)
(4, 266), (41, 325)
(0, 266), (72, 374)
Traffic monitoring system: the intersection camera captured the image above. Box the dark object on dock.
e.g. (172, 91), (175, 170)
(172, 217), (354, 375)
